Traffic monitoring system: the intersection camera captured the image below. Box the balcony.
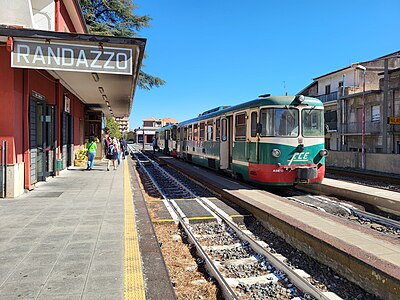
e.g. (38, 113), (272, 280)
(343, 122), (381, 134)
(317, 91), (338, 103)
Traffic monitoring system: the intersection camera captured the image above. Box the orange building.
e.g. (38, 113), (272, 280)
(0, 1), (145, 197)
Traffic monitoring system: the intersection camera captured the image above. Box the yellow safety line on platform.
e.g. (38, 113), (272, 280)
(230, 214), (251, 218)
(124, 160), (146, 300)
(187, 216), (216, 221)
(152, 219), (175, 223)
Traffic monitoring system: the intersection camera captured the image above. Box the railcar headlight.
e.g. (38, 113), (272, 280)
(271, 149), (281, 158)
(319, 149), (329, 157)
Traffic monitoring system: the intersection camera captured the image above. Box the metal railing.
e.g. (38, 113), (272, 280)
(316, 91), (338, 103)
(343, 121), (381, 134)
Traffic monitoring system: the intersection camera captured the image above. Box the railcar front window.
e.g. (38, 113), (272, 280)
(302, 109), (324, 136)
(260, 108), (299, 137)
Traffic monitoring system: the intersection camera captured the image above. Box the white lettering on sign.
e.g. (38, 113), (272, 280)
(17, 44), (30, 63)
(76, 50), (88, 67)
(11, 40), (133, 75)
(90, 50), (102, 69)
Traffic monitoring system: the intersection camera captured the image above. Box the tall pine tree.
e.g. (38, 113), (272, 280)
(79, 0), (165, 90)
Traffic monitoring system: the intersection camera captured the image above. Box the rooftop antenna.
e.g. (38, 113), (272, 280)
(283, 81), (288, 96)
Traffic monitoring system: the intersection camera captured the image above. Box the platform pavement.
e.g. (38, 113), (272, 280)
(0, 159), (136, 299)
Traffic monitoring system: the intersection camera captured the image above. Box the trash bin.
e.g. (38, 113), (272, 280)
(56, 159), (63, 171)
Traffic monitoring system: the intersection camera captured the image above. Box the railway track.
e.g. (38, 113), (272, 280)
(131, 149), (375, 300)
(286, 195), (400, 236)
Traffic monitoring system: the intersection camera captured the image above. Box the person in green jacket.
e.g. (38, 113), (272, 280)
(86, 134), (97, 170)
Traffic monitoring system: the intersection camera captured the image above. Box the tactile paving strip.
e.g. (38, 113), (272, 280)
(124, 160), (146, 300)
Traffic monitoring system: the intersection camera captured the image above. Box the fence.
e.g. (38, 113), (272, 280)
(326, 151), (400, 174)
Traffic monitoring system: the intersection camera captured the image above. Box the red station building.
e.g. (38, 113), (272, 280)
(0, 0), (145, 197)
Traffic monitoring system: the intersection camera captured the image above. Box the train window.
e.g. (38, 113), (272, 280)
(260, 108), (299, 137)
(302, 108), (324, 137)
(221, 119), (227, 141)
(183, 127), (188, 140)
(251, 112), (257, 137)
(199, 122), (205, 141)
(172, 126), (177, 140)
(193, 124), (198, 141)
(235, 113), (247, 141)
(216, 119), (221, 141)
(188, 126), (192, 140)
(207, 121), (213, 141)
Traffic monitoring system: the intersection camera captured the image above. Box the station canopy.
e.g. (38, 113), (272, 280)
(0, 26), (146, 117)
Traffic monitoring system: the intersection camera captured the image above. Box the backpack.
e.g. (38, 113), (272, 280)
(108, 142), (116, 155)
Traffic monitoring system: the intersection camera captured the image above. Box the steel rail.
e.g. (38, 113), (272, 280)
(136, 151), (339, 300)
(133, 152), (238, 300)
(352, 209), (400, 231)
(292, 195), (400, 232)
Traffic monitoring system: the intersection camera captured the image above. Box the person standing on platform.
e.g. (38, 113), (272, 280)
(152, 136), (158, 154)
(116, 138), (121, 167)
(86, 134), (97, 170)
(120, 138), (127, 159)
(106, 137), (118, 171)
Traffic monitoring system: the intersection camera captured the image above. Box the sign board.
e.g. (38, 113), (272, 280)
(11, 40), (132, 75)
(388, 117), (400, 125)
(32, 90), (45, 101)
(64, 95), (71, 113)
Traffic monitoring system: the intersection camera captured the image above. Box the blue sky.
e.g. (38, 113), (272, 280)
(130, 0), (400, 130)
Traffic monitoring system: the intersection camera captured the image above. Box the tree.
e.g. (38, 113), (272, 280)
(105, 117), (121, 138)
(79, 0), (165, 90)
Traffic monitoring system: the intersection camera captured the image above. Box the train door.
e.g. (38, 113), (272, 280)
(220, 115), (233, 169)
(248, 110), (259, 163)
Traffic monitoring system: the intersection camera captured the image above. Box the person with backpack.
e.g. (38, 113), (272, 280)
(86, 133), (97, 170)
(106, 137), (118, 171)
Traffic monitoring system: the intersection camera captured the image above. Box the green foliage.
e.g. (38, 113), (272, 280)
(105, 117), (121, 138)
(138, 70), (165, 90)
(79, 0), (165, 90)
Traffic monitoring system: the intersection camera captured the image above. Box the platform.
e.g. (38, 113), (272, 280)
(0, 158), (175, 300)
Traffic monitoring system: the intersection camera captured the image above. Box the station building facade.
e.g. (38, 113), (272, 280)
(133, 117), (178, 144)
(0, 0), (145, 197)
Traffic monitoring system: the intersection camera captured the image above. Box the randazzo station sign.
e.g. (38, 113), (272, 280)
(11, 40), (132, 75)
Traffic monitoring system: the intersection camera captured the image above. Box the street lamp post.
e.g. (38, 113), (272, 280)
(355, 65), (367, 169)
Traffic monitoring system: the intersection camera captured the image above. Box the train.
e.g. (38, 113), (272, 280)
(156, 94), (327, 186)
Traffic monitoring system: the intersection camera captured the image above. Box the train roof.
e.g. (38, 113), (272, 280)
(155, 124), (176, 132)
(179, 95), (323, 125)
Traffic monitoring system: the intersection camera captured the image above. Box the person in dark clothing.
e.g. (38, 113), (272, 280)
(152, 136), (158, 154)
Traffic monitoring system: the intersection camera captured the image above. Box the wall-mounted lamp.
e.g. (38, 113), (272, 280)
(98, 87), (104, 94)
(102, 95), (107, 101)
(91, 73), (99, 82)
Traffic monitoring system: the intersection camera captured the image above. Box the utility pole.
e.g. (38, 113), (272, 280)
(383, 58), (389, 153)
(355, 65), (367, 169)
